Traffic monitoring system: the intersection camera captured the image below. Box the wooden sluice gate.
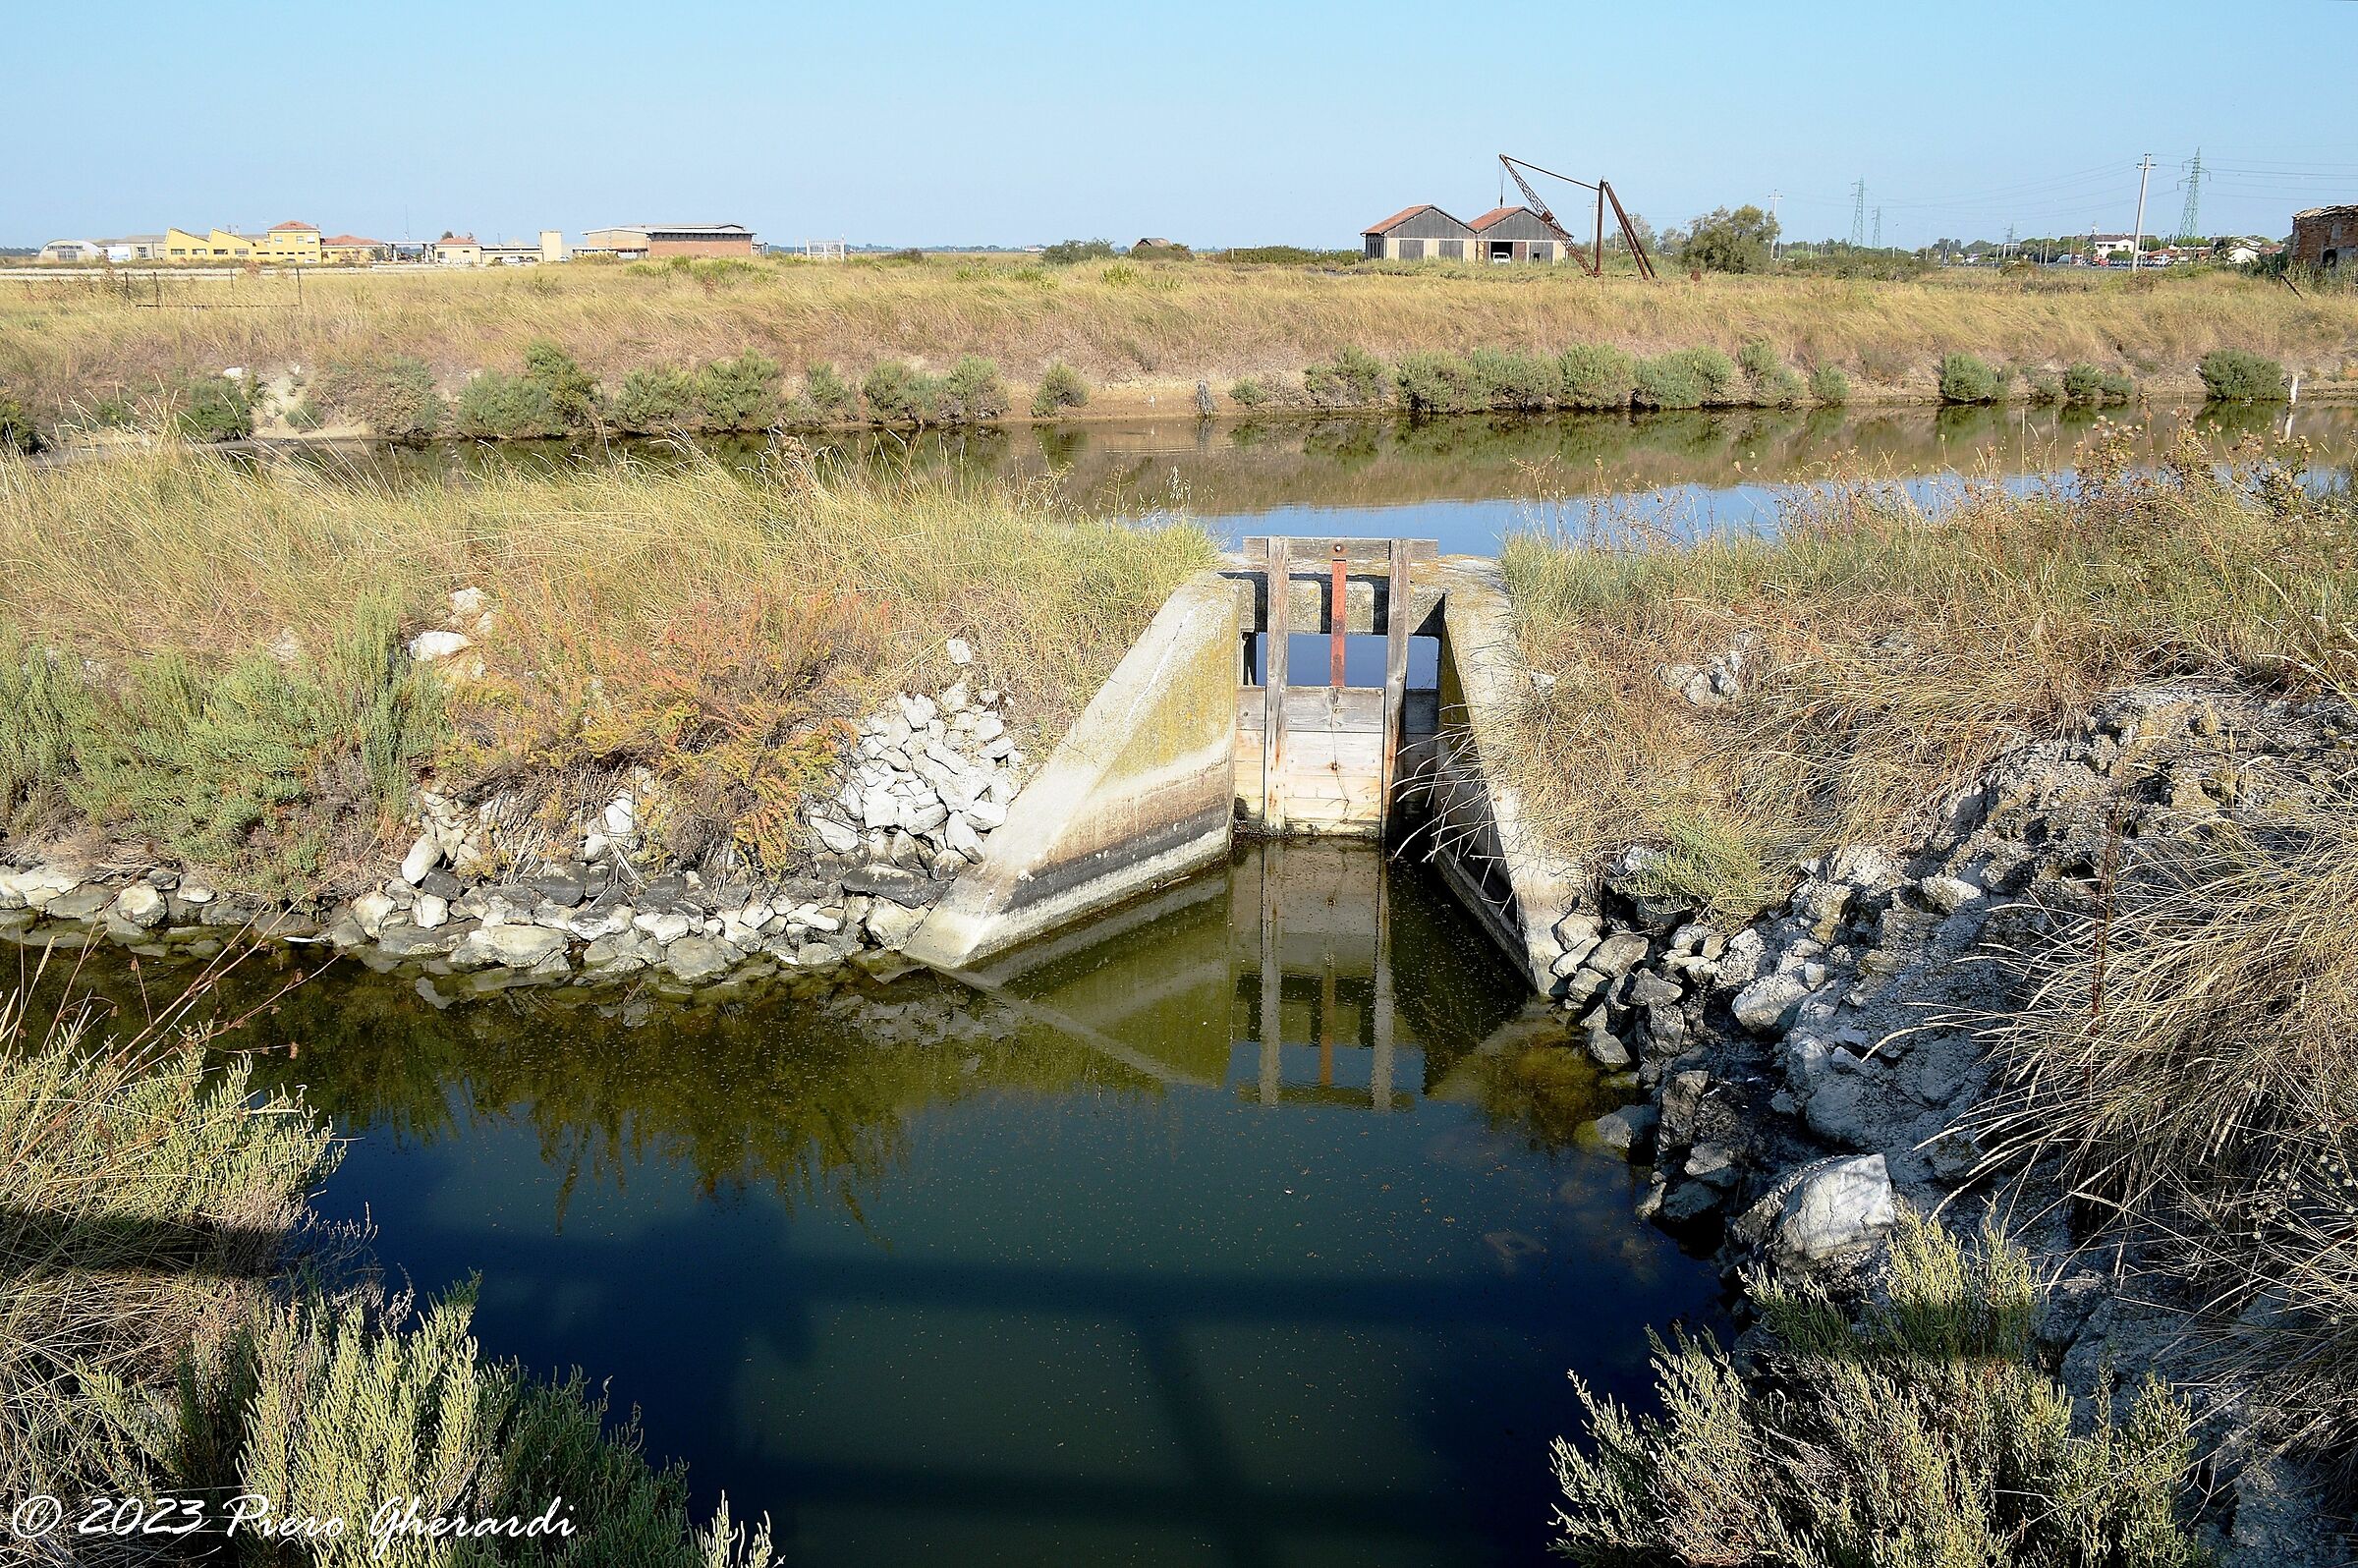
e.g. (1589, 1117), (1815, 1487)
(1232, 536), (1441, 839)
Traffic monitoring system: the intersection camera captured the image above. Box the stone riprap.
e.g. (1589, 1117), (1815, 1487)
(0, 648), (1030, 998)
(1552, 684), (2353, 1564)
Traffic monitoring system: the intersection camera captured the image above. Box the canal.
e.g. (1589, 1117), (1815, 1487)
(49, 842), (1719, 1566)
(294, 398), (2358, 557)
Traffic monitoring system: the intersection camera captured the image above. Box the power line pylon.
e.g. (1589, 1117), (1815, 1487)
(1850, 179), (1867, 248)
(2177, 148), (2204, 243)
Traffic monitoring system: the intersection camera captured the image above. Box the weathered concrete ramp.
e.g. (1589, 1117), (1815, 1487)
(903, 571), (1245, 969)
(1417, 561), (1585, 994)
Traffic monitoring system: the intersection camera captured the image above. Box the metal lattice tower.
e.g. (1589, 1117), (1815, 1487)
(2177, 148), (2205, 243)
(1850, 179), (1868, 247)
(1873, 206), (1883, 249)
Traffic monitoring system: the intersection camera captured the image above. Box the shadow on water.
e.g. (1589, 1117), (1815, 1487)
(284, 399), (2358, 559)
(27, 842), (1720, 1567)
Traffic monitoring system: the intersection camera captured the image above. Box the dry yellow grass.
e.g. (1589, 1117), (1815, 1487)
(6, 258), (2355, 425)
(0, 445), (1213, 877)
(1495, 420), (2358, 919)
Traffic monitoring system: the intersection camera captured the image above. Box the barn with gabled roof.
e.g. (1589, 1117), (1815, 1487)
(1361, 204), (1475, 261)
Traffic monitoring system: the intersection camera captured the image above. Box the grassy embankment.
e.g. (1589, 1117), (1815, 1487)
(0, 447), (1211, 895)
(1512, 417), (2358, 1529)
(1496, 419), (2358, 920)
(3, 257), (2353, 443)
(0, 969), (780, 1563)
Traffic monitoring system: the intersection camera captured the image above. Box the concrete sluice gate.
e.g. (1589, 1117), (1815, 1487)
(903, 539), (1578, 993)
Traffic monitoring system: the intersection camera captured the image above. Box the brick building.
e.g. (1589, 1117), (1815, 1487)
(2291, 205), (2357, 273)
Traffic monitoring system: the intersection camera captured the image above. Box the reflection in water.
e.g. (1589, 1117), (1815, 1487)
(291, 401), (2358, 557)
(35, 843), (1719, 1567)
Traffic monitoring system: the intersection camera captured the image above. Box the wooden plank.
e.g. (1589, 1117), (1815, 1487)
(1261, 536), (1288, 832)
(1379, 537), (1412, 835)
(1240, 687), (1386, 735)
(1372, 868), (1395, 1111)
(1236, 536), (1437, 573)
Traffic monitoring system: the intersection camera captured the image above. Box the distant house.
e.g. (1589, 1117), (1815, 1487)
(432, 233), (482, 266)
(2088, 233), (2140, 261)
(100, 235), (164, 261)
(582, 223), (756, 259)
(1132, 237), (1184, 253)
(320, 234), (389, 265)
(36, 238), (102, 262)
(2292, 205), (2358, 273)
(257, 220), (322, 265)
(1467, 205), (1566, 263)
(1361, 204), (1475, 261)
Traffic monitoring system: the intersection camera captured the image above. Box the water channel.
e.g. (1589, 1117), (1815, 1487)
(48, 843), (1714, 1566)
(299, 398), (2358, 555)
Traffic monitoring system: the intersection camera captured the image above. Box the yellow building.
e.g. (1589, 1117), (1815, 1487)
(162, 227), (210, 260)
(320, 234), (388, 265)
(257, 220), (322, 265)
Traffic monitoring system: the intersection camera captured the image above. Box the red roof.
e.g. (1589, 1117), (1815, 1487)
(1469, 205), (1539, 231)
(1363, 203), (1464, 235)
(438, 235), (478, 246)
(268, 220), (316, 233)
(320, 235), (383, 248)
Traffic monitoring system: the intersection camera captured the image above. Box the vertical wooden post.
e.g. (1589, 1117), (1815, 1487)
(1262, 536), (1289, 832)
(1594, 182), (1605, 277)
(1258, 844), (1282, 1106)
(1377, 538), (1412, 837)
(1318, 957), (1337, 1088)
(1327, 541), (1349, 689)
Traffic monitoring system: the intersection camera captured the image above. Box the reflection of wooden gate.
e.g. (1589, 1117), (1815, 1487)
(1234, 536), (1437, 839)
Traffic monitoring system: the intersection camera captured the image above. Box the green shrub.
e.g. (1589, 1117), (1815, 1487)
(936, 356), (1009, 424)
(2024, 367), (2065, 405)
(304, 354), (445, 439)
(1228, 377), (1272, 408)
(524, 340), (601, 432)
(1393, 351), (1484, 415)
(1, 388), (45, 454)
(1808, 364), (1850, 405)
(68, 598), (443, 891)
(1214, 245), (1363, 266)
(455, 370), (559, 438)
(1631, 354), (1708, 411)
(1032, 361), (1091, 418)
(695, 351), (784, 431)
(1469, 348), (1558, 412)
(0, 628), (90, 833)
(1303, 345), (1390, 409)
(1040, 238), (1117, 265)
(1557, 345), (1637, 409)
(2198, 348), (2286, 403)
(1552, 1214), (2204, 1567)
(615, 365), (702, 431)
(803, 362), (856, 419)
(1937, 351), (2004, 404)
(1678, 347), (1743, 404)
(1679, 204), (1778, 274)
(2063, 362), (2135, 407)
(173, 375), (256, 442)
(1737, 341), (1804, 406)
(863, 359), (941, 425)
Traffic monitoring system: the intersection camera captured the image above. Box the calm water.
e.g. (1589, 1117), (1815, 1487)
(293, 399), (2358, 557)
(50, 842), (1719, 1566)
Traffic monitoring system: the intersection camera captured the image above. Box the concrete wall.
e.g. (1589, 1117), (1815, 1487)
(1417, 562), (1584, 993)
(904, 572), (1245, 969)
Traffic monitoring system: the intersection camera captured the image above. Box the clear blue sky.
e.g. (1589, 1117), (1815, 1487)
(11, 0), (2358, 250)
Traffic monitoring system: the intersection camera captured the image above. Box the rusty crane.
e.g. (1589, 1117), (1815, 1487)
(1497, 153), (1658, 281)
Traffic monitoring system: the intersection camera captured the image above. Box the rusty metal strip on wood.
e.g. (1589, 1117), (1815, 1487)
(1378, 538), (1412, 838)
